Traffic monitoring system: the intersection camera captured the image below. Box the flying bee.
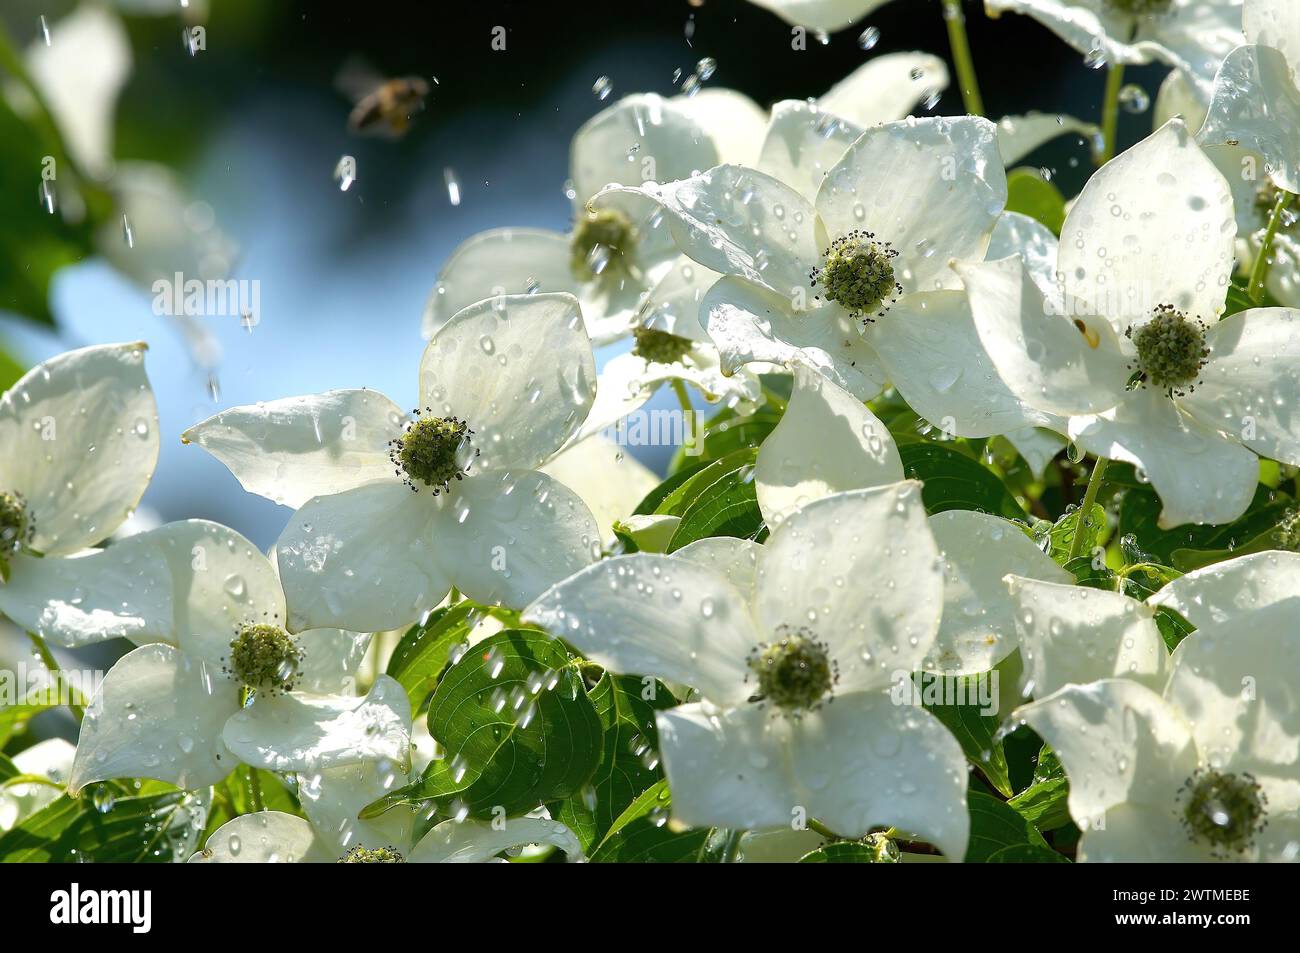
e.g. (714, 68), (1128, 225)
(337, 58), (431, 139)
(347, 76), (430, 138)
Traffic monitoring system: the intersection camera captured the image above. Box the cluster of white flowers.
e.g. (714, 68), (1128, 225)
(4, 0), (1300, 864)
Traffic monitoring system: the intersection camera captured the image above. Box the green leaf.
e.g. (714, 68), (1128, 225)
(1118, 483), (1290, 566)
(917, 674), (1013, 797)
(385, 601), (485, 708)
(965, 789), (1049, 862)
(666, 408), (781, 472)
(1005, 168), (1067, 234)
(653, 447), (758, 518)
(363, 629), (602, 820)
(0, 752), (17, 782)
(0, 698), (57, 748)
(1043, 502), (1108, 565)
(1009, 750), (1071, 832)
(987, 843), (1070, 862)
(666, 456), (765, 551)
(0, 790), (207, 863)
(550, 673), (676, 852)
(897, 439), (1025, 519)
(589, 779), (711, 862)
(633, 458), (712, 515)
(799, 838), (900, 863)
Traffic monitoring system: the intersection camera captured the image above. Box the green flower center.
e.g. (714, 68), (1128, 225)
(0, 490), (32, 556)
(389, 412), (477, 494)
(632, 325), (693, 364)
(1104, 0), (1173, 14)
(226, 623), (303, 695)
(1277, 510), (1300, 552)
(1128, 305), (1209, 394)
(571, 208), (636, 282)
(1179, 770), (1267, 857)
(747, 629), (838, 713)
(338, 845), (406, 863)
(810, 231), (900, 322)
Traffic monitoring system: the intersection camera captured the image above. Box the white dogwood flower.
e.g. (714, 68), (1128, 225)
(1015, 597), (1300, 861)
(184, 293), (600, 632)
(525, 482), (970, 860)
(986, 0), (1244, 95)
(189, 759), (581, 863)
(595, 117), (1062, 446)
(0, 342), (169, 647)
(754, 365), (1070, 674)
(1199, 0), (1300, 194)
(742, 0), (892, 32)
(957, 120), (1300, 527)
(67, 520), (408, 793)
(421, 94), (762, 345)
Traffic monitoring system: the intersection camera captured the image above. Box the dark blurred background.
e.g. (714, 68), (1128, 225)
(0, 0), (1167, 550)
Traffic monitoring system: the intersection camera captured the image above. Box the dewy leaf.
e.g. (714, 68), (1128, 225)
(589, 779), (711, 863)
(666, 459), (765, 551)
(1004, 168), (1066, 235)
(799, 838), (901, 863)
(385, 601), (487, 708)
(0, 790), (208, 863)
(897, 439), (1025, 519)
(666, 408), (781, 472)
(1044, 502), (1107, 565)
(918, 673), (1013, 797)
(964, 790), (1049, 863)
(550, 673), (677, 852)
(363, 629), (602, 820)
(1008, 746), (1071, 832)
(1118, 484), (1290, 566)
(652, 447), (759, 518)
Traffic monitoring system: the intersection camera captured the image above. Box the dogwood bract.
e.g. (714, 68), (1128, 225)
(525, 482), (971, 860)
(183, 293), (600, 632)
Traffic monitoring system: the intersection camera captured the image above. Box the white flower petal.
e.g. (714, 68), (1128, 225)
(1, 739), (75, 831)
(276, 481), (449, 634)
(791, 692), (970, 859)
(419, 293), (595, 471)
(189, 811), (330, 863)
(744, 0), (890, 31)
(954, 256), (1130, 416)
(296, 628), (372, 695)
(704, 276), (887, 400)
(69, 644), (239, 794)
(1164, 599), (1300, 806)
(997, 112), (1099, 166)
(1147, 551), (1300, 628)
(524, 554), (760, 706)
(1077, 802), (1220, 862)
(817, 117), (1006, 294)
(1060, 120), (1237, 331)
(672, 89), (767, 166)
(1014, 679), (1198, 822)
(756, 482), (941, 692)
(0, 538), (171, 649)
(1005, 426), (1068, 478)
(989, 211), (1062, 309)
(296, 761), (414, 854)
(1244, 0), (1300, 54)
(1180, 307), (1300, 467)
(420, 227), (579, 339)
(672, 536), (762, 604)
(869, 290), (1057, 437)
(755, 364), (902, 524)
(0, 342), (157, 554)
(570, 94), (720, 206)
(410, 816), (582, 863)
(540, 435), (660, 543)
(819, 52), (950, 127)
(1006, 576), (1168, 699)
(924, 512), (1072, 675)
(571, 351), (655, 445)
(757, 100), (864, 204)
(433, 469), (599, 610)
(983, 0), (1146, 65)
(639, 256), (722, 341)
(182, 390), (407, 509)
(1199, 44), (1300, 195)
(595, 167), (823, 304)
(224, 674), (411, 775)
(1069, 389), (1260, 528)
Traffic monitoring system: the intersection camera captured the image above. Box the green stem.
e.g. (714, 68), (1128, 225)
(1097, 64), (1125, 165)
(669, 378), (693, 418)
(26, 631), (84, 722)
(244, 766), (265, 813)
(808, 817), (841, 840)
(719, 829), (745, 863)
(1067, 457), (1109, 562)
(1248, 190), (1295, 304)
(942, 0), (985, 117)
